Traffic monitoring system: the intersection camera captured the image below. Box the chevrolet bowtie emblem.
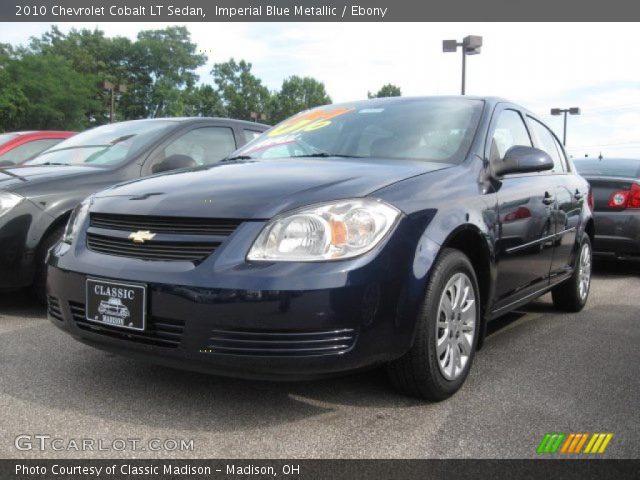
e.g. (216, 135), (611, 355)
(129, 230), (156, 244)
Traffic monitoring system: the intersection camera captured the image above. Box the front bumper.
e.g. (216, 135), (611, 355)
(46, 220), (422, 380)
(593, 211), (640, 258)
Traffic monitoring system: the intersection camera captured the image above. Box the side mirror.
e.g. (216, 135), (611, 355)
(151, 154), (196, 174)
(494, 146), (554, 177)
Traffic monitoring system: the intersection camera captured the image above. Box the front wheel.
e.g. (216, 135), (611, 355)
(551, 235), (592, 312)
(387, 249), (480, 401)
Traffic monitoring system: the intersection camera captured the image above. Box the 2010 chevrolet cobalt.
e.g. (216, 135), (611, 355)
(47, 97), (594, 400)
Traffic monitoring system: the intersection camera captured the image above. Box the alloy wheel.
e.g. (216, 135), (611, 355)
(435, 272), (476, 381)
(578, 242), (592, 300)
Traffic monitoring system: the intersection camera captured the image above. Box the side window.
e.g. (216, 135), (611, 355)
(0, 138), (62, 163)
(243, 129), (263, 143)
(527, 117), (565, 173)
(551, 134), (569, 172)
(490, 109), (532, 162)
(150, 127), (236, 171)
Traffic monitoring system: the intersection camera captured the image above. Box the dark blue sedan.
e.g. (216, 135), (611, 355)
(47, 97), (594, 400)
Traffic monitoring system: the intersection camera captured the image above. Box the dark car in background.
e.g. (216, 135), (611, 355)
(0, 117), (268, 300)
(0, 130), (76, 167)
(47, 97), (594, 400)
(574, 157), (640, 260)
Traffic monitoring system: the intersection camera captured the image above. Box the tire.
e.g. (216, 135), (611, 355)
(32, 224), (65, 305)
(551, 235), (592, 312)
(387, 248), (481, 401)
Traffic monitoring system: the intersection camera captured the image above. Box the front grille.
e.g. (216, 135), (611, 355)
(47, 296), (63, 322)
(87, 233), (219, 262)
(205, 328), (357, 357)
(70, 301), (184, 348)
(90, 213), (242, 236)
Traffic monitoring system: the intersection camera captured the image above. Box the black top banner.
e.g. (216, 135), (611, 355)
(2, 0), (640, 22)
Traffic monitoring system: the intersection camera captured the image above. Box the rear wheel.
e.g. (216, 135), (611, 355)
(32, 225), (64, 305)
(551, 235), (592, 312)
(387, 249), (480, 401)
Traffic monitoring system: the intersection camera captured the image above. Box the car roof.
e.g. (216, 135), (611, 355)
(149, 117), (270, 129)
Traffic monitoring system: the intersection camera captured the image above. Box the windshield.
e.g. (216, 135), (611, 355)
(574, 158), (640, 178)
(25, 120), (175, 167)
(0, 133), (19, 145)
(234, 98), (483, 164)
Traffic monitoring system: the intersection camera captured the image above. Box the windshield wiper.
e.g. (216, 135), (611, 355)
(290, 153), (365, 159)
(222, 155), (254, 162)
(0, 169), (27, 181)
(40, 145), (111, 155)
(35, 162), (70, 166)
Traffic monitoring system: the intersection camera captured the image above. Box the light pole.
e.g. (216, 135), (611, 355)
(99, 81), (127, 123)
(442, 35), (483, 95)
(550, 107), (580, 145)
(250, 112), (267, 123)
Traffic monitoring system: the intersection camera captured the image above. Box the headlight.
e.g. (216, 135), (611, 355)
(0, 192), (23, 217)
(247, 198), (401, 262)
(62, 199), (91, 244)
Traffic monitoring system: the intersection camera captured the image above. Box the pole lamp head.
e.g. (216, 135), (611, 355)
(550, 108), (562, 116)
(442, 40), (458, 52)
(569, 107), (581, 115)
(463, 35), (483, 54)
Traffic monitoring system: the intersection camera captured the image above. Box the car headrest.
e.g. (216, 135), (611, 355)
(152, 154), (197, 174)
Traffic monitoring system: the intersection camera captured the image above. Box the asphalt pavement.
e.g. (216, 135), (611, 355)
(1, 260), (638, 459)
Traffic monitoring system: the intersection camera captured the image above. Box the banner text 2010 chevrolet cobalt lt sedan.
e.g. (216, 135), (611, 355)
(47, 97), (594, 400)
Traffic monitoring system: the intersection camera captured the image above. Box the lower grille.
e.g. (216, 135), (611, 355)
(47, 296), (63, 322)
(205, 328), (357, 357)
(87, 233), (219, 263)
(69, 301), (184, 348)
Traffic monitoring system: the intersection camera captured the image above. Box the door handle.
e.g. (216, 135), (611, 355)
(543, 192), (555, 205)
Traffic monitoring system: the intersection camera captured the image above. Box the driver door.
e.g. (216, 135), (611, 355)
(490, 107), (557, 310)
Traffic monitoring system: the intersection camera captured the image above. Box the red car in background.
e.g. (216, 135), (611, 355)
(0, 131), (76, 167)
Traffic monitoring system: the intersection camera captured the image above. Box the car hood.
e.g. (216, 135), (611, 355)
(0, 165), (102, 192)
(92, 158), (449, 219)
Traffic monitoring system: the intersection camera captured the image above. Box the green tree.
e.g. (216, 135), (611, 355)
(124, 26), (206, 119)
(368, 83), (402, 99)
(181, 85), (226, 117)
(268, 75), (332, 124)
(27, 25), (207, 122)
(28, 26), (133, 124)
(0, 53), (98, 130)
(212, 58), (270, 121)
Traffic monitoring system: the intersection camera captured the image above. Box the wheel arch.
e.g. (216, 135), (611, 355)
(439, 224), (495, 350)
(37, 210), (71, 254)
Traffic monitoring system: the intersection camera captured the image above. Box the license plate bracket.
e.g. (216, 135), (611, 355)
(85, 279), (147, 331)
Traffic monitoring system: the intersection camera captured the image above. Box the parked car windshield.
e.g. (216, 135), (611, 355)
(25, 120), (175, 167)
(234, 98), (484, 164)
(574, 158), (640, 178)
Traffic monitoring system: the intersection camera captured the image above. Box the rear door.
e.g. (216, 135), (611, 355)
(526, 116), (583, 277)
(490, 107), (556, 308)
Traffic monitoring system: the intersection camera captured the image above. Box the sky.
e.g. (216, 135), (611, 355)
(1, 22), (639, 159)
